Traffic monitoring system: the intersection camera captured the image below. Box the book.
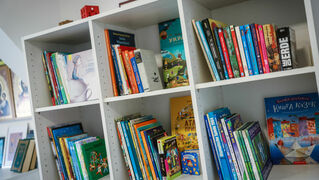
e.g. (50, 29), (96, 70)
(258, 25), (270, 73)
(148, 130), (167, 179)
(181, 150), (201, 175)
(263, 24), (281, 72)
(249, 24), (263, 74)
(129, 50), (144, 93)
(202, 18), (225, 80)
(214, 27), (229, 79)
(171, 96), (198, 152)
(134, 49), (163, 92)
(29, 146), (37, 170)
(51, 53), (68, 104)
(265, 92), (319, 165)
(239, 25), (253, 76)
(230, 25), (245, 77)
(21, 139), (35, 172)
(277, 27), (296, 70)
(244, 25), (259, 75)
(217, 27), (234, 78)
(110, 45), (123, 95)
(0, 137), (4, 168)
(41, 54), (56, 105)
(11, 139), (30, 172)
(159, 18), (189, 88)
(254, 24), (266, 74)
(114, 45), (132, 95)
(235, 26), (249, 77)
(122, 50), (139, 94)
(224, 26), (240, 78)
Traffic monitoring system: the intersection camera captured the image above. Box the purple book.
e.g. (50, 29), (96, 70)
(249, 24), (263, 74)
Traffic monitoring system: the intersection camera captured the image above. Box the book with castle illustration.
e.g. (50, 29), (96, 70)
(265, 92), (319, 165)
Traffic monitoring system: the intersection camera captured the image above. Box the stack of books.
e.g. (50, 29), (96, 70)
(47, 122), (109, 180)
(192, 18), (297, 81)
(41, 49), (99, 106)
(204, 108), (272, 180)
(10, 138), (37, 173)
(115, 114), (182, 180)
(104, 29), (163, 97)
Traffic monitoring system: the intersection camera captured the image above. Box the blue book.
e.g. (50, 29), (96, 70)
(195, 21), (220, 81)
(249, 24), (264, 74)
(204, 114), (224, 180)
(130, 54), (144, 93)
(111, 46), (123, 95)
(244, 25), (259, 75)
(207, 108), (232, 180)
(68, 136), (89, 180)
(214, 27), (229, 79)
(239, 26), (253, 76)
(148, 132), (165, 180)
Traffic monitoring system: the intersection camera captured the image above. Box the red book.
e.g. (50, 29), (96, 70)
(45, 52), (61, 105)
(258, 25), (270, 73)
(104, 29), (119, 96)
(230, 25), (245, 77)
(218, 28), (234, 78)
(255, 24), (267, 73)
(121, 49), (138, 94)
(117, 47), (132, 94)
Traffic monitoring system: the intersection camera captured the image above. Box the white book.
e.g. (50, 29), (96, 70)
(242, 131), (260, 180)
(56, 53), (70, 103)
(235, 26), (249, 77)
(114, 45), (130, 95)
(134, 49), (163, 92)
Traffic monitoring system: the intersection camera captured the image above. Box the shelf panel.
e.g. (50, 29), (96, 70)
(34, 99), (100, 112)
(194, 0), (248, 10)
(196, 67), (316, 90)
(0, 116), (32, 123)
(268, 165), (319, 180)
(104, 86), (191, 103)
(0, 168), (39, 180)
(175, 174), (203, 180)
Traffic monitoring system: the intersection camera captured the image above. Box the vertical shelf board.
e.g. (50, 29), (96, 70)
(304, 0), (319, 91)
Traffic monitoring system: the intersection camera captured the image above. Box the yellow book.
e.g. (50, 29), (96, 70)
(171, 96), (198, 152)
(59, 137), (74, 179)
(208, 18), (227, 29)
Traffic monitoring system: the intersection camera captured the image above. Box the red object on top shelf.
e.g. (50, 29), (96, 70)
(81, 5), (99, 19)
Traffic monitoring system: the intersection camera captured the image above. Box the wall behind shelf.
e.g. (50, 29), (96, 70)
(0, 117), (34, 137)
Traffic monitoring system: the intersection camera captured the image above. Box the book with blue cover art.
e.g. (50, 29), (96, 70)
(159, 18), (189, 88)
(240, 25), (253, 76)
(265, 92), (319, 165)
(244, 25), (259, 75)
(249, 24), (264, 74)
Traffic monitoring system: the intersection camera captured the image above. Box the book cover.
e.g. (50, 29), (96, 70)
(249, 24), (263, 74)
(134, 49), (163, 92)
(235, 26), (249, 77)
(277, 27), (296, 70)
(213, 27), (229, 79)
(181, 150), (200, 175)
(22, 139), (35, 172)
(66, 49), (99, 103)
(265, 93), (319, 165)
(263, 24), (281, 72)
(224, 26), (240, 78)
(202, 18), (225, 80)
(230, 25), (245, 77)
(81, 138), (109, 180)
(217, 27), (234, 78)
(239, 26), (253, 76)
(258, 25), (270, 73)
(244, 25), (259, 75)
(171, 96), (198, 152)
(163, 136), (182, 180)
(10, 139), (29, 172)
(50, 53), (64, 104)
(159, 18), (189, 88)
(129, 50), (144, 93)
(0, 137), (4, 168)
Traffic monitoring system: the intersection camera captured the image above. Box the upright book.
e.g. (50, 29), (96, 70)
(10, 139), (30, 172)
(263, 24), (281, 72)
(224, 26), (240, 78)
(277, 27), (297, 70)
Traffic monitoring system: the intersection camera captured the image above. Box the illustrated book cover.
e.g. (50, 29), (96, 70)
(181, 149), (200, 175)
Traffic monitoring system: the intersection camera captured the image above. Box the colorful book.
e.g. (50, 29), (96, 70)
(51, 53), (68, 104)
(161, 136), (182, 180)
(41, 54), (56, 105)
(44, 51), (61, 104)
(244, 25), (259, 75)
(235, 26), (249, 77)
(218, 27), (234, 78)
(230, 25), (245, 77)
(111, 46), (123, 95)
(277, 27), (296, 70)
(128, 50), (144, 93)
(263, 24), (281, 72)
(159, 18), (189, 88)
(114, 45), (131, 95)
(258, 25), (270, 73)
(254, 24), (267, 73)
(214, 27), (229, 79)
(123, 50), (139, 94)
(10, 139), (30, 172)
(239, 26), (253, 76)
(181, 150), (200, 175)
(224, 26), (240, 78)
(249, 24), (263, 74)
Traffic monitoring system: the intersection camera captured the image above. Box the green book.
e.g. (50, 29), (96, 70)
(51, 53), (68, 104)
(81, 138), (109, 180)
(223, 26), (240, 78)
(11, 139), (30, 172)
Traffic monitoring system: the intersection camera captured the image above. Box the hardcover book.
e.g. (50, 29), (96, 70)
(21, 139), (35, 172)
(230, 25), (245, 77)
(181, 150), (200, 175)
(0, 137), (4, 168)
(159, 18), (189, 88)
(277, 27), (297, 70)
(244, 24), (259, 75)
(235, 26), (249, 77)
(217, 27), (234, 78)
(239, 25), (253, 76)
(163, 136), (182, 180)
(249, 24), (263, 74)
(11, 139), (30, 172)
(224, 26), (240, 78)
(258, 25), (270, 73)
(265, 93), (319, 165)
(263, 24), (281, 72)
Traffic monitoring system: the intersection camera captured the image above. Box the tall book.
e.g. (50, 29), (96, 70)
(122, 50), (139, 94)
(230, 25), (245, 77)
(239, 26), (253, 76)
(159, 18), (189, 88)
(51, 53), (69, 104)
(244, 25), (259, 75)
(114, 45), (132, 95)
(224, 26), (240, 78)
(258, 25), (270, 73)
(128, 50), (144, 93)
(254, 24), (267, 73)
(41, 54), (56, 105)
(263, 24), (281, 72)
(277, 27), (296, 70)
(213, 27), (229, 79)
(249, 24), (263, 74)
(44, 51), (61, 104)
(21, 139), (35, 172)
(235, 26), (249, 77)
(110, 46), (124, 95)
(217, 27), (234, 78)
(10, 139), (30, 172)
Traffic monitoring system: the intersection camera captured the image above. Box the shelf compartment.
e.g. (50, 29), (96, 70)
(34, 99), (100, 112)
(196, 66), (315, 90)
(268, 165), (319, 180)
(0, 168), (39, 180)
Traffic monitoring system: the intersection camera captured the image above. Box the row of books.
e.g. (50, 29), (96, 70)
(47, 122), (109, 180)
(41, 49), (99, 106)
(193, 18), (296, 81)
(104, 29), (163, 97)
(10, 138), (37, 172)
(204, 108), (272, 180)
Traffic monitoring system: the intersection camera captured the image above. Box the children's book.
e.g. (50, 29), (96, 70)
(159, 18), (189, 88)
(263, 24), (281, 72)
(162, 136), (182, 180)
(181, 150), (200, 175)
(265, 92), (319, 165)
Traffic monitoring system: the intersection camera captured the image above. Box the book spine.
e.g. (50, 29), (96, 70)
(195, 21), (221, 81)
(47, 128), (65, 180)
(42, 54), (56, 105)
(141, 131), (159, 180)
(242, 131), (261, 180)
(123, 50), (139, 94)
(129, 51), (144, 93)
(147, 135), (162, 180)
(202, 19), (225, 80)
(224, 26), (240, 78)
(277, 27), (295, 70)
(58, 55), (71, 103)
(51, 53), (68, 104)
(263, 24), (281, 72)
(244, 25), (259, 75)
(250, 24), (263, 74)
(214, 27), (229, 79)
(49, 54), (64, 104)
(45, 52), (61, 105)
(238, 130), (254, 180)
(116, 46), (132, 95)
(221, 118), (242, 180)
(134, 50), (151, 92)
(255, 24), (267, 73)
(258, 25), (270, 73)
(111, 46), (124, 95)
(235, 26), (249, 77)
(240, 26), (253, 76)
(204, 114), (224, 180)
(218, 28), (234, 78)
(231, 25), (245, 77)
(234, 131), (250, 180)
(104, 30), (119, 96)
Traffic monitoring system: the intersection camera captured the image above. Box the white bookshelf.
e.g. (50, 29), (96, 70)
(22, 0), (319, 180)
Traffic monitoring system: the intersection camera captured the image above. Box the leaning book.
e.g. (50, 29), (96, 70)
(265, 92), (319, 165)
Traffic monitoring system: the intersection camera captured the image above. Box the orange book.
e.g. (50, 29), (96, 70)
(117, 47), (132, 94)
(141, 128), (159, 179)
(122, 50), (139, 94)
(104, 29), (119, 96)
(134, 119), (157, 180)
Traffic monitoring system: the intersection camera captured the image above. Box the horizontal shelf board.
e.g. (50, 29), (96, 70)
(0, 116), (32, 123)
(35, 99), (100, 112)
(175, 174), (203, 180)
(268, 165), (319, 180)
(0, 168), (39, 180)
(196, 66), (315, 90)
(104, 86), (191, 103)
(195, 0), (248, 10)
